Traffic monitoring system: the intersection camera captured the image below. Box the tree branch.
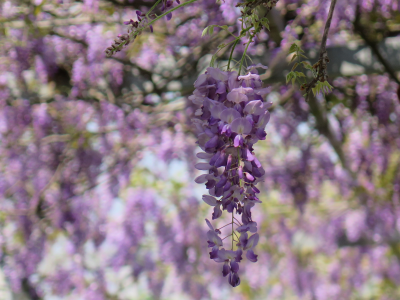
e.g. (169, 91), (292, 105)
(307, 94), (356, 180)
(305, 0), (337, 98)
(354, 6), (400, 85)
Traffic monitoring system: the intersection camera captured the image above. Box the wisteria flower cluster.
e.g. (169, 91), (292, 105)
(191, 66), (271, 287)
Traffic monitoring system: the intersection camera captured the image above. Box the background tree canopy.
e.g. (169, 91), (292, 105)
(0, 0), (400, 299)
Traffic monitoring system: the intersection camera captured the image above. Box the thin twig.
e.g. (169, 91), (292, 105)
(233, 216), (242, 226)
(305, 0), (337, 99)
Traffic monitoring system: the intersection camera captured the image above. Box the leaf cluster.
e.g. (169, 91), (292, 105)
(287, 42), (333, 97)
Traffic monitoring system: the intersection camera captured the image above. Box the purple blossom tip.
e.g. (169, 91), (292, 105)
(205, 219), (214, 231)
(228, 272), (241, 287)
(230, 260), (239, 273)
(203, 195), (217, 206)
(222, 263), (230, 277)
(246, 249), (258, 262)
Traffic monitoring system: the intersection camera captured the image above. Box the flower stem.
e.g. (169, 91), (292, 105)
(217, 222), (233, 230)
(222, 233), (233, 241)
(231, 211), (234, 250)
(238, 33), (254, 76)
(146, 0), (163, 18)
(233, 216), (242, 226)
(147, 0), (198, 27)
(227, 39), (239, 71)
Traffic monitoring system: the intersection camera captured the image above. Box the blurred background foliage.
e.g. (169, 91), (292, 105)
(1, 0), (400, 299)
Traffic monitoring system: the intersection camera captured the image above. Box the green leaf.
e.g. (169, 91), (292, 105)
(202, 25), (216, 37)
(295, 71), (305, 77)
(202, 27), (209, 37)
(302, 61), (313, 70)
(260, 18), (270, 31)
(286, 73), (292, 84)
(290, 54), (298, 63)
(286, 72), (293, 84)
(299, 54), (308, 59)
(312, 87), (317, 96)
(288, 43), (298, 54)
(210, 55), (217, 67)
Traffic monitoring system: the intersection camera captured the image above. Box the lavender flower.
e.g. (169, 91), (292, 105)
(191, 67), (270, 287)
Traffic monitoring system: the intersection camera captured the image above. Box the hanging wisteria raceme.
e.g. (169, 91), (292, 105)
(191, 66), (271, 287)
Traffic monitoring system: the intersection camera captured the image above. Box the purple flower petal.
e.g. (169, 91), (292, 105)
(238, 72), (260, 81)
(207, 230), (223, 247)
(244, 100), (265, 115)
(222, 262), (230, 277)
(215, 176), (227, 188)
(212, 204), (222, 219)
(245, 172), (255, 181)
(226, 154), (232, 170)
(194, 174), (208, 184)
(210, 104), (226, 119)
(205, 219), (214, 231)
(196, 152), (213, 159)
(234, 134), (243, 147)
(166, 12), (172, 20)
(218, 248), (237, 261)
(216, 82), (226, 94)
(231, 86), (254, 94)
(248, 221), (258, 233)
(257, 111), (270, 128)
(236, 224), (250, 233)
(244, 233), (259, 250)
(195, 163), (212, 170)
(239, 232), (248, 248)
(246, 249), (258, 262)
(238, 166), (243, 179)
(227, 91), (248, 103)
(220, 108), (241, 124)
(202, 195), (217, 206)
(207, 67), (228, 82)
(230, 260), (239, 273)
(194, 74), (207, 88)
(228, 272), (241, 287)
(205, 135), (218, 149)
(231, 118), (252, 135)
(245, 148), (255, 161)
(210, 246), (219, 259)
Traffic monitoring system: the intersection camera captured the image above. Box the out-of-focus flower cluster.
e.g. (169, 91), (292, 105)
(105, 11), (154, 57)
(191, 67), (271, 286)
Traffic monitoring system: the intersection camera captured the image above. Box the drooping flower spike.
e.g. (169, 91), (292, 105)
(191, 67), (270, 287)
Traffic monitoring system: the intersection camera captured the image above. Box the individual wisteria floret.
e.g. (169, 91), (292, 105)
(191, 66), (270, 287)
